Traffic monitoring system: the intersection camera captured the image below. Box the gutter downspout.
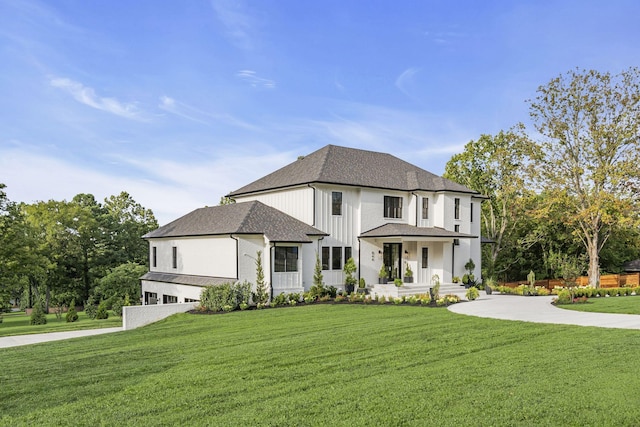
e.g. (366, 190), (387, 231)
(357, 237), (361, 284)
(269, 243), (275, 301)
(230, 234), (239, 280)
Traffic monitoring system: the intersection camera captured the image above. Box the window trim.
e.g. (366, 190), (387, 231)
(422, 197), (429, 220)
(332, 191), (342, 216)
(152, 246), (157, 268)
(454, 225), (460, 246)
(172, 246), (177, 269)
(454, 198), (460, 220)
(322, 247), (330, 270)
(384, 196), (403, 219)
(422, 247), (429, 268)
(275, 246), (299, 273)
(332, 247), (342, 270)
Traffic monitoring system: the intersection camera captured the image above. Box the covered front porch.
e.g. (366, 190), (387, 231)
(359, 223), (477, 294)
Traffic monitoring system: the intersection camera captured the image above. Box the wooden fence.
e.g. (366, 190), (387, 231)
(500, 273), (640, 290)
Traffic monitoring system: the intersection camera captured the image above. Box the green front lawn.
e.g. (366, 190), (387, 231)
(1, 304), (639, 426)
(0, 311), (122, 337)
(559, 296), (640, 315)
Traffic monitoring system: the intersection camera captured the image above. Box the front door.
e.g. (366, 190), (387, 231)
(383, 243), (402, 281)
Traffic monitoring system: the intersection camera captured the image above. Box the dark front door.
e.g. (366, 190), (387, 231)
(383, 243), (402, 281)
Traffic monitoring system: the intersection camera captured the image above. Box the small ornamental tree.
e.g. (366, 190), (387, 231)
(343, 257), (357, 292)
(96, 301), (109, 319)
(252, 251), (269, 306)
(30, 301), (47, 325)
(65, 299), (79, 322)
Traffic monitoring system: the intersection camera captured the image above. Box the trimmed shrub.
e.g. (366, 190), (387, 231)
(30, 303), (47, 325)
(96, 302), (109, 319)
(66, 300), (79, 323)
(555, 289), (572, 305)
(112, 298), (124, 317)
(466, 287), (479, 301)
(200, 282), (252, 312)
(85, 304), (97, 320)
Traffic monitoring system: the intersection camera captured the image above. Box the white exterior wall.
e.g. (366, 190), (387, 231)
(141, 280), (204, 303)
(123, 303), (197, 330)
(149, 236), (236, 278)
(417, 192), (434, 228)
(237, 235), (269, 285)
(233, 186), (315, 225)
(361, 188), (408, 232)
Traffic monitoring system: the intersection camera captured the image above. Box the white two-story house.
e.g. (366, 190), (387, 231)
(141, 145), (483, 304)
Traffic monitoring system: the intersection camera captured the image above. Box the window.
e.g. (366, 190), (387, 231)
(322, 247), (330, 270)
(332, 247), (342, 270)
(422, 247), (429, 268)
(422, 197), (429, 220)
(384, 196), (403, 218)
(332, 191), (342, 215)
(145, 292), (158, 305)
(152, 246), (157, 267)
(184, 298), (199, 303)
(345, 247), (352, 263)
(163, 294), (178, 304)
(454, 225), (460, 246)
(275, 247), (298, 272)
(470, 202), (474, 223)
(172, 246), (177, 269)
(454, 198), (460, 220)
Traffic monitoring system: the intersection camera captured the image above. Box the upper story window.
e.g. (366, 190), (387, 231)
(384, 196), (403, 219)
(275, 247), (298, 272)
(152, 246), (157, 268)
(422, 197), (429, 220)
(454, 198), (460, 220)
(172, 246), (177, 269)
(332, 191), (342, 215)
(470, 202), (474, 223)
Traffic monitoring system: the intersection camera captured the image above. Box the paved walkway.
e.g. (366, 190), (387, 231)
(0, 327), (123, 349)
(448, 293), (640, 330)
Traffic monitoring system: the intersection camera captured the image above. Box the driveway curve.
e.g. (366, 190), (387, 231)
(0, 327), (122, 349)
(448, 294), (640, 330)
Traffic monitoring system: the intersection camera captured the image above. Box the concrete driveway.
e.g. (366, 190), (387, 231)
(0, 327), (122, 349)
(448, 293), (640, 330)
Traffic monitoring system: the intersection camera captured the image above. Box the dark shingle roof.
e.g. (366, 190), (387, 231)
(140, 272), (233, 287)
(360, 223), (477, 239)
(143, 201), (327, 242)
(228, 145), (478, 196)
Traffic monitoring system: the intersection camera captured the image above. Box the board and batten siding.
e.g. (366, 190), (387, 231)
(233, 186), (314, 225)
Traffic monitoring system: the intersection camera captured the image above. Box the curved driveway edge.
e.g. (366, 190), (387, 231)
(0, 327), (123, 349)
(448, 293), (640, 330)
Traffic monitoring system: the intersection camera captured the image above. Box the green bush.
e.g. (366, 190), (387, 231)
(66, 300), (79, 323)
(96, 302), (109, 319)
(200, 282), (252, 312)
(84, 304), (97, 320)
(466, 287), (479, 301)
(112, 298), (124, 317)
(30, 304), (47, 325)
(555, 289), (572, 305)
(270, 293), (288, 307)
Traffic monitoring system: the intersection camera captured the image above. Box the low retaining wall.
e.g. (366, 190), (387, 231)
(123, 303), (198, 330)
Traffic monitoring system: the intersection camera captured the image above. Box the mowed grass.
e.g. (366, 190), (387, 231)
(2, 304), (640, 426)
(559, 296), (640, 315)
(0, 311), (121, 337)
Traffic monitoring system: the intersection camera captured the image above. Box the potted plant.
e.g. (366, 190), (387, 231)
(357, 278), (367, 294)
(378, 264), (388, 284)
(403, 262), (414, 283)
(344, 257), (357, 293)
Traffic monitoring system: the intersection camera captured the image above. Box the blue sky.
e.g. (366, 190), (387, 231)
(1, 0), (639, 224)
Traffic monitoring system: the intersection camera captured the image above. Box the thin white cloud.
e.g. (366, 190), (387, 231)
(210, 0), (256, 50)
(395, 67), (420, 99)
(50, 77), (143, 120)
(158, 95), (259, 130)
(236, 70), (275, 89)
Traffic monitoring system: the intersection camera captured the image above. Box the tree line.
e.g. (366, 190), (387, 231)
(445, 68), (640, 286)
(0, 186), (157, 311)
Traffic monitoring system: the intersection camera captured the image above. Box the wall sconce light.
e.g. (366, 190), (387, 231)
(404, 250), (409, 255)
(378, 250), (382, 254)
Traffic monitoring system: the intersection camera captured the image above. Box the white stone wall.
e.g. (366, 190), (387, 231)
(123, 303), (198, 330)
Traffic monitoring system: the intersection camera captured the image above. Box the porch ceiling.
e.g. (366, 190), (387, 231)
(359, 223), (477, 240)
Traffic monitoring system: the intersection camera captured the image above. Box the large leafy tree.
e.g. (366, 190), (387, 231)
(444, 128), (533, 280)
(528, 68), (640, 287)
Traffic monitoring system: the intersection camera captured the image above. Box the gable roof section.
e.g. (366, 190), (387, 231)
(360, 223), (477, 239)
(229, 145), (478, 197)
(143, 201), (327, 242)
